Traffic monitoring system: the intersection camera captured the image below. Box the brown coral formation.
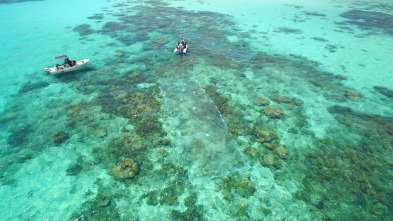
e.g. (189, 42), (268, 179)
(111, 158), (139, 179)
(273, 144), (289, 159)
(273, 94), (304, 106)
(51, 131), (69, 145)
(252, 126), (277, 143)
(345, 90), (360, 100)
(273, 95), (291, 103)
(254, 97), (270, 106)
(262, 105), (284, 118)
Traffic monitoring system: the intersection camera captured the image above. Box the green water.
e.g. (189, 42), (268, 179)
(0, 0), (392, 220)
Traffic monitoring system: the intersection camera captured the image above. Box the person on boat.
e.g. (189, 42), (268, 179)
(177, 42), (184, 52)
(54, 64), (59, 71)
(175, 39), (187, 53)
(64, 58), (70, 68)
(70, 60), (76, 67)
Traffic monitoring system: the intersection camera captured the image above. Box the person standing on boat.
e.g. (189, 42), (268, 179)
(64, 57), (76, 67)
(64, 57), (70, 68)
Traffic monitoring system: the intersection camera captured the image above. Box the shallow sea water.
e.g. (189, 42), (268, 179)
(0, 0), (392, 220)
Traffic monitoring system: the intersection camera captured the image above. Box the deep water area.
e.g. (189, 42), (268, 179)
(0, 0), (392, 220)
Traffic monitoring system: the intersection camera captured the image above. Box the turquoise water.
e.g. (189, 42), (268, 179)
(1, 0), (392, 220)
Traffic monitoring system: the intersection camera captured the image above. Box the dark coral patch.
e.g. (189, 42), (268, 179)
(51, 131), (69, 145)
(72, 24), (95, 36)
(87, 13), (104, 20)
(340, 10), (393, 35)
(19, 81), (49, 94)
(7, 125), (32, 147)
(302, 11), (326, 17)
(374, 86), (393, 98)
(136, 119), (161, 136)
(275, 27), (303, 34)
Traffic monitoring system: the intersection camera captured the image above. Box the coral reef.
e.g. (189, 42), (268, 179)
(262, 105), (284, 118)
(7, 124), (32, 147)
(254, 97), (270, 106)
(66, 163), (83, 176)
(136, 118), (162, 137)
(111, 158), (139, 180)
(66, 156), (87, 176)
(345, 90), (361, 100)
(260, 151), (282, 168)
(374, 86), (393, 98)
(252, 126), (277, 143)
(275, 27), (303, 34)
(70, 179), (120, 220)
(19, 81), (49, 94)
(293, 105), (393, 220)
(272, 143), (289, 159)
(3, 1), (392, 220)
(273, 94), (291, 103)
(72, 24), (95, 36)
(170, 192), (204, 221)
(219, 173), (257, 207)
(153, 37), (169, 45)
(273, 94), (304, 106)
(340, 9), (393, 35)
(51, 131), (69, 145)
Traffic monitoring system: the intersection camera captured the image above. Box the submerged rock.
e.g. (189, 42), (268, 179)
(262, 105), (284, 118)
(111, 158), (138, 179)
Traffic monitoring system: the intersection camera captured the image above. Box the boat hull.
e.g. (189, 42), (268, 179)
(44, 59), (90, 75)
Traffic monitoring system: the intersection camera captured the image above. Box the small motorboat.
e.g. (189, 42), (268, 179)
(44, 55), (90, 75)
(174, 40), (188, 54)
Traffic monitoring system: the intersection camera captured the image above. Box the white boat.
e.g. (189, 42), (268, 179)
(44, 55), (90, 75)
(174, 43), (188, 54)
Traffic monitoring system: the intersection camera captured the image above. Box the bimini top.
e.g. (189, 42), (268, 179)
(55, 55), (68, 59)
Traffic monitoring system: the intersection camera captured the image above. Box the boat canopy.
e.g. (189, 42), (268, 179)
(55, 55), (68, 59)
